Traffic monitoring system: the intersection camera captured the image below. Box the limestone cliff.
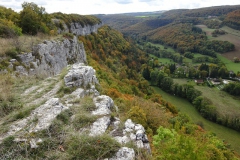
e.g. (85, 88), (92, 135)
(15, 36), (86, 76)
(52, 19), (103, 36)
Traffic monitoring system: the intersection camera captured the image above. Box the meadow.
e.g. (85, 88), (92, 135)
(153, 86), (240, 155)
(196, 24), (240, 60)
(147, 42), (176, 53)
(173, 78), (240, 116)
(217, 54), (240, 73)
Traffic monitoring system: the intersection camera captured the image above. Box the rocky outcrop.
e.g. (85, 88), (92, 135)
(109, 147), (135, 160)
(70, 23), (102, 36)
(92, 95), (114, 115)
(52, 19), (102, 36)
(3, 98), (68, 140)
(64, 63), (98, 88)
(89, 116), (111, 136)
(16, 36), (86, 76)
(63, 63), (151, 158)
(112, 119), (151, 152)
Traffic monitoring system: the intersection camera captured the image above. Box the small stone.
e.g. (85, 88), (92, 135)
(10, 59), (17, 63)
(125, 119), (135, 129)
(30, 139), (38, 149)
(109, 147), (135, 160)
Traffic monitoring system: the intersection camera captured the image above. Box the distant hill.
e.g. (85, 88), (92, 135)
(96, 14), (143, 31)
(98, 5), (240, 36)
(122, 18), (173, 35)
(223, 10), (240, 30)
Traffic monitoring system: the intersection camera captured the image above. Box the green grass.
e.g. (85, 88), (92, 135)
(183, 57), (192, 63)
(153, 86), (240, 155)
(195, 85), (240, 116)
(158, 58), (173, 64)
(147, 42), (175, 53)
(194, 53), (212, 58)
(173, 78), (196, 85)
(217, 54), (240, 73)
(149, 54), (174, 64)
(221, 26), (240, 37)
(173, 78), (240, 116)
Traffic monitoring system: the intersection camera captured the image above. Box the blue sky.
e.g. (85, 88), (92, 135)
(1, 0), (240, 15)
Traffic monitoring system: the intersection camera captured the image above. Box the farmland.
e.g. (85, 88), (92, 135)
(153, 86), (240, 155)
(196, 24), (240, 60)
(173, 78), (240, 117)
(217, 54), (240, 73)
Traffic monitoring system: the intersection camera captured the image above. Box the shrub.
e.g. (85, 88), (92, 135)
(5, 49), (18, 59)
(65, 134), (120, 160)
(57, 85), (76, 97)
(56, 109), (73, 124)
(81, 97), (96, 112)
(0, 19), (22, 38)
(72, 114), (97, 130)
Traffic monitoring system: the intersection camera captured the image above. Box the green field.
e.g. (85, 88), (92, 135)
(148, 42), (175, 53)
(183, 57), (192, 63)
(194, 53), (212, 58)
(221, 26), (240, 37)
(153, 86), (240, 155)
(149, 54), (174, 64)
(195, 25), (215, 38)
(173, 78), (240, 116)
(217, 54), (240, 73)
(158, 58), (173, 64)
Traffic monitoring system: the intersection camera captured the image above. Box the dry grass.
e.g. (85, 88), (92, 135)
(0, 73), (14, 102)
(0, 38), (14, 57)
(0, 34), (62, 57)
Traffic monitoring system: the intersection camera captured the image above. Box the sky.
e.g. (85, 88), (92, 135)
(1, 0), (240, 15)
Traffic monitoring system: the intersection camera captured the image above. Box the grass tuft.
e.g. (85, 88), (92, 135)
(65, 133), (120, 160)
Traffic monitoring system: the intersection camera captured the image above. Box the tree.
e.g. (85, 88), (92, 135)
(150, 70), (159, 85)
(200, 70), (208, 79)
(19, 2), (51, 35)
(157, 71), (166, 87)
(233, 57), (240, 63)
(142, 66), (151, 80)
(127, 106), (147, 128)
(218, 67), (229, 78)
(161, 77), (174, 93)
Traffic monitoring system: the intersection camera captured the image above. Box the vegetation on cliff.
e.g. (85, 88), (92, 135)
(0, 2), (239, 159)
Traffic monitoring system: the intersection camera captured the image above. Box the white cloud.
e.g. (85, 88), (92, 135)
(115, 0), (133, 4)
(0, 0), (239, 14)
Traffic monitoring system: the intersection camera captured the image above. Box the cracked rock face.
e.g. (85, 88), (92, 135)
(64, 63), (99, 88)
(52, 19), (102, 36)
(7, 98), (68, 136)
(70, 23), (102, 36)
(89, 116), (111, 136)
(17, 36), (86, 76)
(92, 95), (114, 115)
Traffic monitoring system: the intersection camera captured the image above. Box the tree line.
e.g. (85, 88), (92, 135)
(144, 23), (235, 56)
(143, 67), (240, 131)
(223, 82), (240, 96)
(0, 2), (101, 37)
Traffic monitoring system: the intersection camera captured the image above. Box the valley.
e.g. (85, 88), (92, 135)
(153, 87), (240, 154)
(1, 2), (240, 159)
